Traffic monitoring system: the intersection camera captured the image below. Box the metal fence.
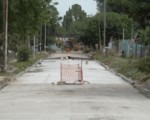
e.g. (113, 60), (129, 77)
(109, 40), (150, 58)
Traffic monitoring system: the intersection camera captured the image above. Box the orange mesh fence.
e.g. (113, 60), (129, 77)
(60, 64), (83, 83)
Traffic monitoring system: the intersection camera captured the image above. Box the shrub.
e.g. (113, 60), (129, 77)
(56, 39), (63, 48)
(17, 46), (31, 61)
(138, 57), (150, 73)
(83, 47), (90, 53)
(73, 45), (80, 51)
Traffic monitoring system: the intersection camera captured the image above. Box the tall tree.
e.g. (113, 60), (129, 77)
(71, 4), (86, 21)
(80, 12), (133, 47)
(95, 0), (150, 28)
(0, 0), (59, 52)
(62, 4), (87, 34)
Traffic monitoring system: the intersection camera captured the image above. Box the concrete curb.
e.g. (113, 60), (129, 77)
(0, 71), (27, 91)
(134, 85), (150, 98)
(0, 78), (9, 90)
(95, 60), (150, 97)
(95, 60), (109, 70)
(13, 59), (42, 82)
(95, 60), (136, 85)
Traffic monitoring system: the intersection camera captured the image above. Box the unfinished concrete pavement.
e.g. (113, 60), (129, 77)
(0, 53), (150, 120)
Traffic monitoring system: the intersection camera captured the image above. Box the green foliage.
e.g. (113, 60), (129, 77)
(138, 29), (146, 44)
(96, 0), (150, 28)
(56, 26), (66, 36)
(69, 20), (88, 38)
(79, 17), (99, 47)
(80, 12), (132, 47)
(73, 44), (80, 51)
(47, 36), (56, 45)
(0, 0), (58, 38)
(8, 34), (21, 52)
(56, 39), (63, 48)
(83, 47), (91, 53)
(0, 0), (60, 54)
(94, 0), (104, 12)
(8, 0), (54, 36)
(71, 4), (86, 21)
(138, 57), (150, 73)
(138, 27), (150, 45)
(62, 4), (87, 33)
(93, 52), (148, 80)
(17, 46), (31, 61)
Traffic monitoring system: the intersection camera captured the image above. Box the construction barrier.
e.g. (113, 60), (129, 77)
(60, 64), (83, 83)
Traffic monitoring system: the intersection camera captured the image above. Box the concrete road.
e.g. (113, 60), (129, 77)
(0, 53), (150, 120)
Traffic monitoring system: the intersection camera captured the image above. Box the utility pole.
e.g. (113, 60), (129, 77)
(33, 36), (36, 60)
(44, 22), (47, 52)
(123, 28), (125, 41)
(3, 0), (8, 69)
(98, 14), (101, 51)
(40, 23), (42, 52)
(103, 0), (106, 53)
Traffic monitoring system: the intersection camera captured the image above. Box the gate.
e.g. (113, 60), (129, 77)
(60, 64), (83, 84)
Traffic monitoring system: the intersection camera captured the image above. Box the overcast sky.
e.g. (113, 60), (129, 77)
(55, 0), (98, 17)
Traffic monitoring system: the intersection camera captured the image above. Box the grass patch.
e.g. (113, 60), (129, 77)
(12, 53), (47, 73)
(93, 52), (150, 81)
(0, 53), (47, 76)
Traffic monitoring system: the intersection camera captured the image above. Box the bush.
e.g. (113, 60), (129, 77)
(13, 53), (47, 73)
(138, 57), (150, 73)
(83, 47), (90, 53)
(56, 39), (63, 48)
(17, 46), (31, 61)
(73, 45), (80, 51)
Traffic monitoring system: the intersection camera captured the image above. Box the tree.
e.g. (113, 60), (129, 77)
(71, 4), (86, 21)
(62, 9), (73, 31)
(62, 4), (87, 34)
(138, 27), (150, 45)
(80, 12), (133, 47)
(95, 0), (150, 28)
(94, 0), (104, 12)
(0, 0), (59, 46)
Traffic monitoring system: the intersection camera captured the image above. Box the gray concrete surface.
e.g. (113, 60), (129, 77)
(0, 53), (150, 120)
(0, 76), (9, 90)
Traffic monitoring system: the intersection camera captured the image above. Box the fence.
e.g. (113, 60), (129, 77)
(60, 64), (83, 83)
(122, 40), (150, 57)
(109, 40), (150, 58)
